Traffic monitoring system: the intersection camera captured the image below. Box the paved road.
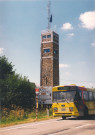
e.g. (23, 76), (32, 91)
(0, 117), (95, 135)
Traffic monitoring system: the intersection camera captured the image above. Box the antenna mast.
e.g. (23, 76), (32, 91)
(47, 0), (52, 30)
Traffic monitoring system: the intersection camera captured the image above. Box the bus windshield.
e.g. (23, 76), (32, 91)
(53, 91), (76, 103)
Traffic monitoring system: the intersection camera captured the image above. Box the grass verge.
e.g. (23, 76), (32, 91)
(0, 108), (55, 128)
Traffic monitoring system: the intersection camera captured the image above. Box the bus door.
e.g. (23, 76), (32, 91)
(74, 89), (84, 116)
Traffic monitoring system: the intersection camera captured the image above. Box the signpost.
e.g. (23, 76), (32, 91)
(35, 87), (52, 119)
(38, 86), (52, 105)
(35, 88), (39, 120)
(38, 86), (52, 117)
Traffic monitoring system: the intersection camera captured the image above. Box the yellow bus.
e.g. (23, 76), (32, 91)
(52, 85), (95, 119)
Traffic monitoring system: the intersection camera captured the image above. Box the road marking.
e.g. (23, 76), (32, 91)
(47, 134), (53, 135)
(75, 124), (92, 129)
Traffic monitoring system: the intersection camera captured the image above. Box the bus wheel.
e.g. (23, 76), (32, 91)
(62, 116), (66, 120)
(92, 114), (95, 120)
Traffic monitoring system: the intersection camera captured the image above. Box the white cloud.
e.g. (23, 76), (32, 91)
(0, 48), (4, 54)
(91, 42), (95, 47)
(59, 64), (70, 68)
(79, 11), (95, 30)
(67, 33), (74, 37)
(61, 23), (73, 30)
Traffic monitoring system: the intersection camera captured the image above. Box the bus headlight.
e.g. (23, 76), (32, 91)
(69, 107), (73, 112)
(54, 107), (58, 112)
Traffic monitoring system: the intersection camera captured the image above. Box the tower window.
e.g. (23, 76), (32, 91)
(47, 35), (51, 38)
(53, 36), (58, 40)
(46, 77), (47, 85)
(44, 49), (50, 53)
(53, 36), (58, 43)
(42, 35), (46, 39)
(54, 50), (58, 54)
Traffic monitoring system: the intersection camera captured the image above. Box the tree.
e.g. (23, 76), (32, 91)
(0, 56), (36, 110)
(14, 78), (35, 109)
(0, 56), (14, 79)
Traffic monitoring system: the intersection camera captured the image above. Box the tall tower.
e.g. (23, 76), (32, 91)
(40, 31), (59, 87)
(40, 1), (59, 87)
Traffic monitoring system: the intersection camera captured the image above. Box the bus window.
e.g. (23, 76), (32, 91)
(83, 91), (88, 101)
(53, 91), (76, 103)
(58, 86), (76, 91)
(93, 93), (95, 101)
(89, 91), (93, 101)
(79, 91), (82, 98)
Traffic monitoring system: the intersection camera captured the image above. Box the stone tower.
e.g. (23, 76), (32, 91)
(40, 30), (59, 87)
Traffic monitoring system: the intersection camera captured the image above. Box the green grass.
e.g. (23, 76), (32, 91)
(0, 108), (53, 127)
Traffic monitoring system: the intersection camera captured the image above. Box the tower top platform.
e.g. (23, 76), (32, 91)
(41, 30), (59, 45)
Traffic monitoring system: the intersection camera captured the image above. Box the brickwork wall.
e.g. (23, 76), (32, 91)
(41, 58), (53, 86)
(40, 31), (59, 87)
(53, 42), (59, 86)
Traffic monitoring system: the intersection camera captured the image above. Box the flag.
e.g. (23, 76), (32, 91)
(50, 14), (52, 23)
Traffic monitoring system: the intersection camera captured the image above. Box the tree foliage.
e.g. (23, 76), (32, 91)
(0, 56), (14, 79)
(0, 56), (36, 110)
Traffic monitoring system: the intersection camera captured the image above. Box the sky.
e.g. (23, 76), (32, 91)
(0, 0), (95, 88)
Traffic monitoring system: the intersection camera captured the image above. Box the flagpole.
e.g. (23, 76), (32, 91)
(47, 0), (52, 30)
